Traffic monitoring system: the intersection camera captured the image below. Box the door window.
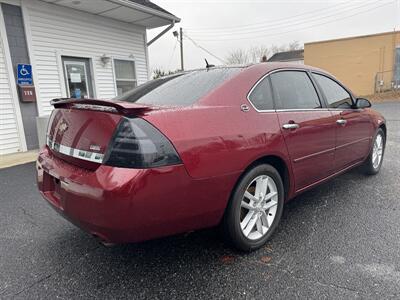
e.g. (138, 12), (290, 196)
(313, 73), (353, 108)
(63, 61), (91, 99)
(114, 59), (137, 96)
(248, 77), (274, 110)
(270, 71), (321, 109)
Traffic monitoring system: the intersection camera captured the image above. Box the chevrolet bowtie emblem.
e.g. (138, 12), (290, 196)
(59, 122), (68, 133)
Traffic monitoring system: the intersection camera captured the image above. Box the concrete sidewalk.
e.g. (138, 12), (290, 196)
(0, 150), (38, 170)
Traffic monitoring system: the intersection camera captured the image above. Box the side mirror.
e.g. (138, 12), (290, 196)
(355, 98), (371, 109)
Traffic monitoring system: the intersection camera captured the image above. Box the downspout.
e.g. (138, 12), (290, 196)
(147, 21), (175, 46)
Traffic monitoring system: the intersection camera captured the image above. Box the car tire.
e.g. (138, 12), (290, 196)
(222, 164), (284, 252)
(362, 128), (386, 175)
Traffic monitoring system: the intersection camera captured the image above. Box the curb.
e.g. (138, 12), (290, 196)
(0, 150), (39, 170)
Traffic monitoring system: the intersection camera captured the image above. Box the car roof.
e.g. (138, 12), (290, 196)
(246, 62), (329, 75)
(177, 62), (330, 77)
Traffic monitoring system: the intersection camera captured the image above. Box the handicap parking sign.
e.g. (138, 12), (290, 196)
(17, 64), (33, 85)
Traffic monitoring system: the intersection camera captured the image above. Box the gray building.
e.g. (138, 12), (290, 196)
(268, 49), (304, 64)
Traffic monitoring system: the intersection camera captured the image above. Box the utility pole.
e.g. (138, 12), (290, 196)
(173, 27), (184, 71)
(179, 27), (184, 71)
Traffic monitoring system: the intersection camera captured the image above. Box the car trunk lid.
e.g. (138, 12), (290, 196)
(47, 98), (155, 169)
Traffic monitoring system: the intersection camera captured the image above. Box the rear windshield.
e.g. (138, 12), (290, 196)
(114, 68), (242, 106)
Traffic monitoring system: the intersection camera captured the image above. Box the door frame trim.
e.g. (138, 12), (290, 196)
(335, 136), (371, 150)
(293, 147), (335, 163)
(56, 51), (98, 99)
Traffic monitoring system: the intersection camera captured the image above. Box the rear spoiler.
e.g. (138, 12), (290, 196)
(50, 98), (153, 115)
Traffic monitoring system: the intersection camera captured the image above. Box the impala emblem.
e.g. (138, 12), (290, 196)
(89, 144), (101, 152)
(58, 122), (68, 133)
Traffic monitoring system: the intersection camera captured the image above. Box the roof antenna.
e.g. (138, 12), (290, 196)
(205, 58), (215, 69)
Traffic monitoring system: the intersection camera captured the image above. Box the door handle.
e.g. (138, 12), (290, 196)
(336, 119), (347, 126)
(282, 123), (300, 130)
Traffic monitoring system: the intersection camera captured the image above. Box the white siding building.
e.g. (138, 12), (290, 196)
(0, 0), (179, 155)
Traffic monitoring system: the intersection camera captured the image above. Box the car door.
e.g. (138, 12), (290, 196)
(312, 73), (373, 172)
(271, 70), (336, 192)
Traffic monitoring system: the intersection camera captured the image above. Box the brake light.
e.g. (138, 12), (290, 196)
(103, 117), (182, 168)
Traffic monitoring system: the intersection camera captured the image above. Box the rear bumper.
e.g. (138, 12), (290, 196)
(37, 147), (237, 243)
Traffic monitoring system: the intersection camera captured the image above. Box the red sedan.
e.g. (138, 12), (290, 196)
(37, 63), (386, 251)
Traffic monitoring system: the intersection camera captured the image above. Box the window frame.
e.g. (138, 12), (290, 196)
(247, 68), (325, 112)
(311, 71), (356, 110)
(112, 58), (138, 97)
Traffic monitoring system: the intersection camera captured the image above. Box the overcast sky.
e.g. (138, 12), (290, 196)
(147, 0), (399, 73)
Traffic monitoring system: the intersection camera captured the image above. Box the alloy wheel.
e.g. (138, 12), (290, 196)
(240, 175), (278, 240)
(372, 133), (384, 169)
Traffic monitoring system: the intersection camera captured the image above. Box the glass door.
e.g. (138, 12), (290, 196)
(62, 57), (93, 99)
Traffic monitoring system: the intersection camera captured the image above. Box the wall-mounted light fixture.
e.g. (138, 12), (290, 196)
(100, 54), (111, 66)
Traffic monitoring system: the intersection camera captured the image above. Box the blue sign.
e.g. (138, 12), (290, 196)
(17, 64), (33, 85)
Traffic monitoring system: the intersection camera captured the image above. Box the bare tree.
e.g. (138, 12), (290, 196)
(152, 68), (179, 79)
(225, 49), (250, 65)
(270, 44), (287, 55)
(224, 41), (303, 65)
(248, 45), (270, 63)
(271, 41), (301, 54)
(288, 40), (301, 51)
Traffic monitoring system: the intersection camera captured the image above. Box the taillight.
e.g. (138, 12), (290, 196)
(103, 117), (182, 168)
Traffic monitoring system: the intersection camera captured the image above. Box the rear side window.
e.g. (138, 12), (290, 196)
(248, 77), (274, 110)
(114, 68), (242, 106)
(313, 73), (353, 108)
(270, 71), (321, 109)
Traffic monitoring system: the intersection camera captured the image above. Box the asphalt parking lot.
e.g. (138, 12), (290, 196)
(0, 102), (399, 299)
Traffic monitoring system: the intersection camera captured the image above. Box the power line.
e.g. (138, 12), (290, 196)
(167, 39), (178, 70)
(183, 33), (226, 64)
(185, 1), (366, 33)
(190, 1), (395, 42)
(188, 0), (383, 36)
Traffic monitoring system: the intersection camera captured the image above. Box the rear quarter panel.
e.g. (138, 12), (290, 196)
(145, 107), (289, 179)
(143, 66), (292, 185)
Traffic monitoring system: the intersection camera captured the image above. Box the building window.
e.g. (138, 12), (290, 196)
(114, 59), (137, 96)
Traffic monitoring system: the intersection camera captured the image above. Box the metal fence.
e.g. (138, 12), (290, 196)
(375, 70), (400, 93)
